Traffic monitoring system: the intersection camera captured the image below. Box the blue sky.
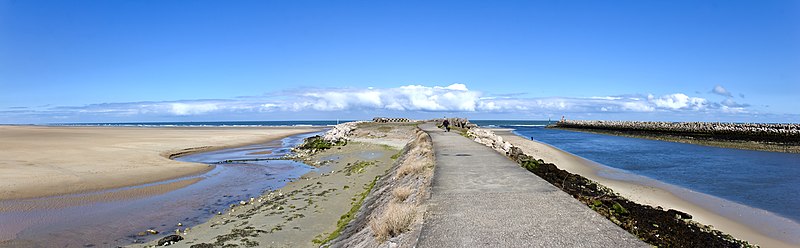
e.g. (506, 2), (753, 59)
(1, 0), (798, 124)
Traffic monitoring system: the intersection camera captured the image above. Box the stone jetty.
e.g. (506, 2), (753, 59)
(372, 117), (412, 123)
(553, 120), (800, 144)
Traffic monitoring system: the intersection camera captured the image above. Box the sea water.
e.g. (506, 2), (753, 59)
(472, 120), (800, 224)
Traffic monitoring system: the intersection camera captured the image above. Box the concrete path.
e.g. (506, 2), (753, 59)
(416, 123), (648, 247)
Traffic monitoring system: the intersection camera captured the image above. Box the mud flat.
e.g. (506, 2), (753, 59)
(551, 120), (800, 153)
(0, 126), (323, 200)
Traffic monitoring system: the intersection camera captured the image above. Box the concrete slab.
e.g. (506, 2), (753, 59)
(416, 123), (648, 247)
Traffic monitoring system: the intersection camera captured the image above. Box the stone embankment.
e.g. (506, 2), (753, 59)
(554, 120), (800, 142)
(327, 126), (435, 247)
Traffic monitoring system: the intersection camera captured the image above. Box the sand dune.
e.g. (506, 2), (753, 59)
(0, 126), (322, 200)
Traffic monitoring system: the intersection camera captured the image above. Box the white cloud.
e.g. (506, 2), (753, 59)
(621, 101), (656, 112)
(648, 93), (708, 110)
(3, 83), (756, 123)
(711, 85), (733, 97)
(721, 98), (750, 108)
(299, 84), (480, 112)
(170, 103), (219, 115)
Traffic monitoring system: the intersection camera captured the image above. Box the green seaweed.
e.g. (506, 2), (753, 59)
(520, 159), (540, 171)
(299, 136), (336, 150)
(343, 161), (377, 176)
(611, 202), (629, 216)
(390, 151), (402, 160)
(312, 176), (380, 246)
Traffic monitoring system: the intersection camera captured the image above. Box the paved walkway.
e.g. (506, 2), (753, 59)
(416, 123), (647, 247)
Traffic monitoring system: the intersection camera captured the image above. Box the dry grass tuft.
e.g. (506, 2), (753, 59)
(395, 155), (430, 178)
(369, 202), (417, 242)
(394, 133), (434, 179)
(391, 186), (413, 202)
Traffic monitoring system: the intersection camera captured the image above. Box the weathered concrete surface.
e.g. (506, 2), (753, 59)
(417, 123), (648, 248)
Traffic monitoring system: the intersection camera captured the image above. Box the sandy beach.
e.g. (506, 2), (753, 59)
(0, 126), (323, 200)
(492, 128), (800, 248)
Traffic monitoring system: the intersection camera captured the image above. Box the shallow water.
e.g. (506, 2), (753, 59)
(0, 131), (322, 247)
(473, 120), (800, 223)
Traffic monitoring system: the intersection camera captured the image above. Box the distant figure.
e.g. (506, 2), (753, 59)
(443, 118), (450, 132)
(530, 136), (534, 140)
(561, 115), (566, 123)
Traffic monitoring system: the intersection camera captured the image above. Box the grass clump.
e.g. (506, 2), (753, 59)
(391, 186), (413, 202)
(369, 202), (417, 242)
(395, 161), (427, 178)
(313, 176), (380, 245)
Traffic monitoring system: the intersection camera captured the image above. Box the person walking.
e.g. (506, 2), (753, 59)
(442, 118), (450, 132)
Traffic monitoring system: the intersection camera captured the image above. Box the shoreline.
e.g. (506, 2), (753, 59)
(0, 126), (324, 200)
(493, 128), (800, 247)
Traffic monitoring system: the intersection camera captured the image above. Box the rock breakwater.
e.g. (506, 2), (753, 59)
(553, 120), (800, 153)
(467, 127), (514, 155)
(323, 121), (363, 143)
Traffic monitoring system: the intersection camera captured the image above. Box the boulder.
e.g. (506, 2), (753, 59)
(667, 209), (692, 220)
(467, 127), (514, 154)
(157, 234), (183, 246)
(322, 121), (362, 143)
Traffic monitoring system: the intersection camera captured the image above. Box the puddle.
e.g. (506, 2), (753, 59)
(357, 151), (384, 160)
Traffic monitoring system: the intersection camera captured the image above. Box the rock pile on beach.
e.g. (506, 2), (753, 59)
(467, 128), (514, 155)
(322, 121), (362, 143)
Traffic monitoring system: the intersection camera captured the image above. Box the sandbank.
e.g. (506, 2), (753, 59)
(0, 125), (322, 200)
(492, 128), (800, 248)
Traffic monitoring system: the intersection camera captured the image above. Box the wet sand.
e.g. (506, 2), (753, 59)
(493, 128), (800, 248)
(125, 122), (417, 247)
(0, 126), (322, 200)
(129, 141), (400, 247)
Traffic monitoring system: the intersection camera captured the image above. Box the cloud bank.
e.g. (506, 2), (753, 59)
(1, 83), (760, 123)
